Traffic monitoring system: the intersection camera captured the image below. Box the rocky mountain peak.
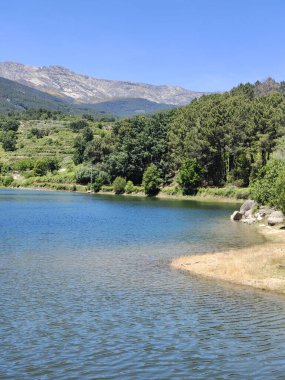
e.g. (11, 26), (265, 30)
(0, 61), (208, 105)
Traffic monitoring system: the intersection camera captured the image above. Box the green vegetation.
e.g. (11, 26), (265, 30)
(177, 159), (203, 195)
(251, 158), (285, 212)
(113, 176), (127, 194)
(143, 164), (161, 196)
(0, 78), (285, 206)
(89, 98), (175, 118)
(125, 180), (134, 194)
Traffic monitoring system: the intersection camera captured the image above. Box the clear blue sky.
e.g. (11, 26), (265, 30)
(1, 0), (284, 91)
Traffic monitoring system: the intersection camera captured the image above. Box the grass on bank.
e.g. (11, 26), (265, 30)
(171, 227), (285, 294)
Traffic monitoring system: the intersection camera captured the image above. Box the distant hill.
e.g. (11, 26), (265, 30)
(0, 76), (174, 117)
(81, 98), (175, 118)
(0, 76), (78, 113)
(0, 61), (207, 106)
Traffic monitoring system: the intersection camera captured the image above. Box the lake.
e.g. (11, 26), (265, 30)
(1, 189), (285, 379)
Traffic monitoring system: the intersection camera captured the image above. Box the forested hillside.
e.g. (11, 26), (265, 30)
(0, 79), (284, 203)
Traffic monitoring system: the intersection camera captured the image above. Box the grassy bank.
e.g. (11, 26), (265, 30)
(3, 182), (246, 204)
(171, 227), (285, 294)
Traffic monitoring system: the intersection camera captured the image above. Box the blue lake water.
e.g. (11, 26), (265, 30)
(0, 189), (285, 379)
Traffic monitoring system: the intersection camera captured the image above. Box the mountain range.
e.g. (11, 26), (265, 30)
(0, 61), (207, 117)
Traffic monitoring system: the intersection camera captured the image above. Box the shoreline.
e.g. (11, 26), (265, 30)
(2, 185), (244, 204)
(171, 226), (285, 295)
(5, 186), (285, 294)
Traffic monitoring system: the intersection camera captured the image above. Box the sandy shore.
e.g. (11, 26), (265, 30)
(171, 226), (285, 294)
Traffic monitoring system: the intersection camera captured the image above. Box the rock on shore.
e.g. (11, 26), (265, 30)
(230, 200), (285, 226)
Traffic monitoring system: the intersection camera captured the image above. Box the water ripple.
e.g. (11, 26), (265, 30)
(0, 190), (285, 379)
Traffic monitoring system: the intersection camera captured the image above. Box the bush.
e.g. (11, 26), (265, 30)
(143, 164), (161, 196)
(274, 173), (285, 213)
(0, 175), (14, 187)
(196, 186), (250, 200)
(0, 162), (11, 174)
(82, 127), (94, 142)
(177, 159), (203, 195)
(113, 176), (126, 194)
(33, 158), (60, 176)
(251, 159), (285, 206)
(33, 160), (48, 176)
(161, 186), (181, 196)
(1, 131), (17, 151)
(101, 185), (113, 192)
(92, 176), (103, 192)
(69, 119), (89, 132)
(13, 158), (35, 171)
(133, 185), (143, 193)
(28, 127), (49, 139)
(125, 180), (134, 194)
(75, 167), (91, 184)
(0, 120), (20, 132)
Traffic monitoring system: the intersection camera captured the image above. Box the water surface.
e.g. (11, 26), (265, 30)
(1, 189), (284, 379)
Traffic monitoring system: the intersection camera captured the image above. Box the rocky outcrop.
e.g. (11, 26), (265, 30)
(268, 211), (285, 226)
(231, 199), (257, 223)
(231, 211), (243, 221)
(240, 199), (257, 214)
(231, 200), (285, 227)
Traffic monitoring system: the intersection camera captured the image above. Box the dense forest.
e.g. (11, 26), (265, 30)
(0, 78), (285, 207)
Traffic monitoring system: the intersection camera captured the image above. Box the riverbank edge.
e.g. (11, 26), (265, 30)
(2, 185), (244, 204)
(171, 226), (285, 295)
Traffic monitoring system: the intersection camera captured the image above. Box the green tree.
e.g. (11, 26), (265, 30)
(1, 120), (20, 132)
(92, 176), (103, 192)
(69, 119), (88, 132)
(125, 180), (134, 193)
(177, 159), (203, 195)
(33, 159), (48, 176)
(82, 126), (94, 142)
(251, 158), (285, 205)
(143, 164), (161, 196)
(33, 158), (59, 176)
(1, 131), (17, 151)
(113, 176), (126, 194)
(73, 136), (86, 165)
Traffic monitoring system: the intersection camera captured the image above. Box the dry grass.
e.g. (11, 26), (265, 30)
(171, 227), (285, 294)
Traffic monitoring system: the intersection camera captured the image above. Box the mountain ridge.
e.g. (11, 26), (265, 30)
(0, 76), (175, 117)
(0, 61), (207, 106)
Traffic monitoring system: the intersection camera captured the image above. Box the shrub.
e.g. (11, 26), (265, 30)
(0, 162), (11, 174)
(82, 127), (94, 142)
(177, 159), (203, 195)
(275, 173), (285, 213)
(75, 167), (91, 184)
(13, 158), (35, 171)
(0, 120), (20, 132)
(33, 159), (48, 176)
(143, 164), (161, 196)
(33, 158), (60, 176)
(0, 175), (14, 187)
(1, 131), (17, 151)
(161, 186), (180, 196)
(69, 119), (89, 132)
(113, 176), (126, 194)
(125, 180), (134, 193)
(101, 185), (113, 192)
(251, 159), (285, 206)
(92, 176), (103, 192)
(133, 185), (143, 193)
(28, 128), (49, 139)
(196, 186), (250, 200)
